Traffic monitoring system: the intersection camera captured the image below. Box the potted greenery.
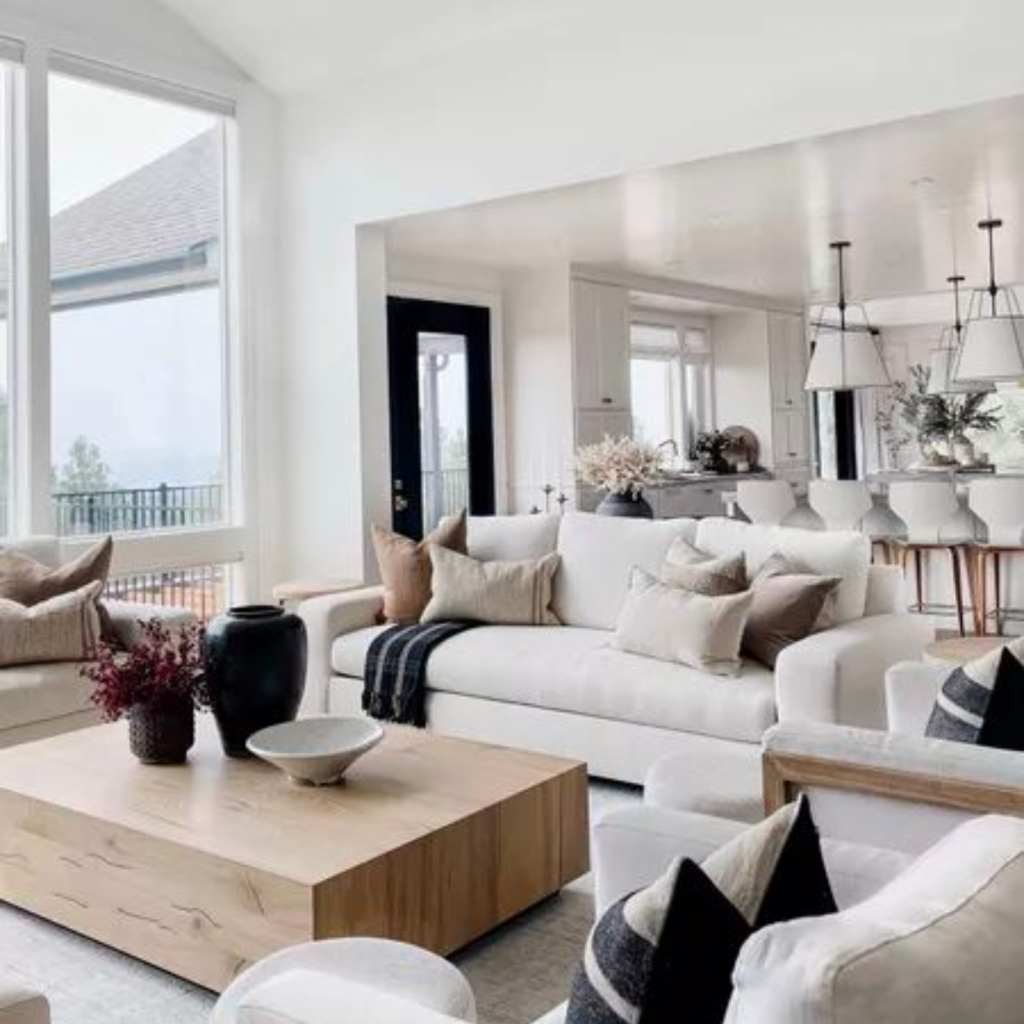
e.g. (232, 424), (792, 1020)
(82, 619), (209, 764)
(576, 435), (663, 518)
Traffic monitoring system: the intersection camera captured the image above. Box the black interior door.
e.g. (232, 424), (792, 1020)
(387, 297), (496, 539)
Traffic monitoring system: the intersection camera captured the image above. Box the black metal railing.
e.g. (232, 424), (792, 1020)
(106, 564), (227, 622)
(52, 483), (223, 537)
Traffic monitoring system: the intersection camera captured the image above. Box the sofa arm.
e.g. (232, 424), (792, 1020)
(0, 977), (49, 1024)
(764, 721), (1024, 817)
(774, 613), (935, 730)
(593, 806), (745, 913)
(237, 970), (467, 1024)
(297, 587), (384, 715)
(103, 600), (197, 648)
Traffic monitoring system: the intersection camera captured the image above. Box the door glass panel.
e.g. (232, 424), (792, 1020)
(418, 333), (469, 532)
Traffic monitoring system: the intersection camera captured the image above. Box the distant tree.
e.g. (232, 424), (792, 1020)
(54, 435), (116, 494)
(441, 427), (468, 469)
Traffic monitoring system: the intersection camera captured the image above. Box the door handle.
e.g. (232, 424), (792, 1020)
(394, 495), (409, 512)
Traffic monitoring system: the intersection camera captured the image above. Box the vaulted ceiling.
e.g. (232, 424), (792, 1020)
(157, 0), (588, 97)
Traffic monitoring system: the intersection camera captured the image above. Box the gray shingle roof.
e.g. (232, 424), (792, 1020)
(0, 127), (220, 308)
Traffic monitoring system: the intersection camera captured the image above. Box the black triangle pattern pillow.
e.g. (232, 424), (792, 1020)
(566, 796), (836, 1024)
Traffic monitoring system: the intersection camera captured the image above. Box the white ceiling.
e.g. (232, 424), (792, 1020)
(384, 95), (1024, 315)
(157, 0), (585, 97)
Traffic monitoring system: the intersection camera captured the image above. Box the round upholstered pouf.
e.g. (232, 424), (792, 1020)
(212, 938), (477, 1024)
(644, 744), (763, 824)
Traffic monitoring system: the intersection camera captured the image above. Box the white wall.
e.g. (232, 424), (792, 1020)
(503, 268), (575, 512)
(712, 311), (774, 465)
(279, 0), (1024, 578)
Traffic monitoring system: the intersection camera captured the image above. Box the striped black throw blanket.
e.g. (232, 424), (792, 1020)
(363, 621), (479, 727)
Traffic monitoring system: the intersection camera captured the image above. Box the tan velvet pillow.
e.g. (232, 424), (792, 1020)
(742, 571), (842, 669)
(372, 511), (467, 622)
(662, 537), (747, 596)
(422, 546), (561, 625)
(0, 581), (103, 667)
(0, 535), (114, 606)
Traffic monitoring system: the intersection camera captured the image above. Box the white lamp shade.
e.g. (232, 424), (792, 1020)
(954, 315), (1024, 382)
(927, 346), (995, 395)
(805, 329), (890, 390)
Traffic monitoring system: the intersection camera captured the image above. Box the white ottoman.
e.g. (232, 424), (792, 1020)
(643, 743), (763, 823)
(212, 938), (476, 1024)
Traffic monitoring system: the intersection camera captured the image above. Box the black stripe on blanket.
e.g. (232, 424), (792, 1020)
(363, 621), (479, 727)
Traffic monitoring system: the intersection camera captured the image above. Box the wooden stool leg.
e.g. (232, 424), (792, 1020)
(950, 546), (965, 637)
(978, 550), (990, 637)
(914, 548), (925, 615)
(994, 551), (1003, 636)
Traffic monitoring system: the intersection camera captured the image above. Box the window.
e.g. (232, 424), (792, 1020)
(48, 73), (228, 537)
(0, 62), (14, 538)
(630, 320), (711, 458)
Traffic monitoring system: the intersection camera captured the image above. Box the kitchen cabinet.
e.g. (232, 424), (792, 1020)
(773, 408), (809, 464)
(768, 312), (808, 410)
(575, 409), (632, 447)
(572, 280), (631, 413)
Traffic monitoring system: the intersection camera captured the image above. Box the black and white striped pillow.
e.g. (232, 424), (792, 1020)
(926, 638), (1024, 749)
(566, 797), (836, 1024)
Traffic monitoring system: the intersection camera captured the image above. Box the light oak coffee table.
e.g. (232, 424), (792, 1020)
(0, 718), (588, 992)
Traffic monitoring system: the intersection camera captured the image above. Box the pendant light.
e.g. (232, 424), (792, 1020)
(805, 241), (891, 390)
(927, 275), (995, 395)
(953, 219), (1024, 382)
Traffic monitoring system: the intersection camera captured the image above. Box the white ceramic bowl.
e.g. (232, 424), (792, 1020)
(246, 717), (385, 785)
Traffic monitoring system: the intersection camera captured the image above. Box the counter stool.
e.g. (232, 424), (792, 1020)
(808, 480), (895, 563)
(968, 478), (1024, 636)
(736, 480), (797, 526)
(888, 480), (974, 637)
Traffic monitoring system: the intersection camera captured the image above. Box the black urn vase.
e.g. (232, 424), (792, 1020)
(204, 605), (307, 758)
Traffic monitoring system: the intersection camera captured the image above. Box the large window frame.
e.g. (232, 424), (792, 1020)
(1, 41), (249, 603)
(629, 311), (713, 458)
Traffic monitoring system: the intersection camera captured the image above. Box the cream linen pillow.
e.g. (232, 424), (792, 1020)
(0, 581), (103, 667)
(421, 546), (561, 625)
(613, 567), (753, 676)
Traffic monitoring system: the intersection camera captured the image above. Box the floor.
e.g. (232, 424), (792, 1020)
(0, 781), (639, 1024)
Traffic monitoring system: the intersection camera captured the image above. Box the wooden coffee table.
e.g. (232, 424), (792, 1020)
(0, 718), (588, 992)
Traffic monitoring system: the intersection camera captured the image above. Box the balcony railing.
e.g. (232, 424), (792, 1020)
(106, 564), (228, 621)
(53, 483), (223, 537)
(421, 467), (469, 531)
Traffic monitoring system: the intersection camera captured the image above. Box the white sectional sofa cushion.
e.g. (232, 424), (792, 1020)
(727, 815), (1024, 1024)
(333, 624), (777, 743)
(0, 662), (95, 732)
(551, 512), (696, 629)
(465, 513), (561, 562)
(695, 517), (870, 624)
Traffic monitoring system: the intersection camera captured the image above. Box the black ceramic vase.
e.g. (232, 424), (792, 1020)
(596, 491), (654, 519)
(204, 605), (308, 758)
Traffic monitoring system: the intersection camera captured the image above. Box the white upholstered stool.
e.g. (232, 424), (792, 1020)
(212, 938), (477, 1024)
(643, 743), (763, 824)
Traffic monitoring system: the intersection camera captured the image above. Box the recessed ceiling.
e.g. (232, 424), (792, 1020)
(157, 0), (587, 96)
(384, 94), (1024, 311)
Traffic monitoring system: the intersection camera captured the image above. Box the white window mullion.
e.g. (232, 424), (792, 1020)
(12, 45), (52, 536)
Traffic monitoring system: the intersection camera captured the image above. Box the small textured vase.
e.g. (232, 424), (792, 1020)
(204, 605), (308, 758)
(129, 701), (195, 765)
(596, 491), (654, 519)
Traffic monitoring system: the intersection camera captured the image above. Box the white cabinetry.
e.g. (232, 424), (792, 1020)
(571, 280), (631, 445)
(767, 312), (811, 472)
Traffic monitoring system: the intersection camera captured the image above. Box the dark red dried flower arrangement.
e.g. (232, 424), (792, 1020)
(81, 619), (209, 722)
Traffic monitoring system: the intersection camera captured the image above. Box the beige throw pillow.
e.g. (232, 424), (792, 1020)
(422, 546), (561, 625)
(0, 535), (113, 605)
(613, 567), (753, 676)
(662, 537), (747, 595)
(0, 581), (103, 667)
(372, 511), (467, 622)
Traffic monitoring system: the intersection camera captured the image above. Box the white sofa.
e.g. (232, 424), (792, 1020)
(0, 976), (48, 1024)
(299, 512), (933, 784)
(0, 537), (195, 748)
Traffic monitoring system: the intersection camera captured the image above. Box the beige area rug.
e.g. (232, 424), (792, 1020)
(0, 783), (638, 1024)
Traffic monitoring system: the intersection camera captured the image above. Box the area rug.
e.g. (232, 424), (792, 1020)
(0, 783), (636, 1024)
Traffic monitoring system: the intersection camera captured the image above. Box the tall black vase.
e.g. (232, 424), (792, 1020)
(204, 605), (308, 758)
